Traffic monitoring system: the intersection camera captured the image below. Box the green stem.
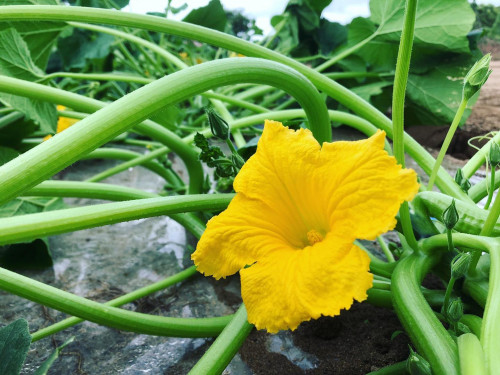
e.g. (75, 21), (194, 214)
(0, 111), (24, 130)
(427, 99), (468, 190)
(0, 194), (233, 246)
(463, 132), (500, 179)
(458, 333), (487, 375)
(421, 233), (500, 374)
(0, 266), (230, 338)
(480, 187), (500, 237)
(377, 235), (395, 262)
(447, 228), (455, 252)
(391, 0), (418, 250)
(69, 21), (246, 146)
(203, 91), (269, 113)
(83, 147), (179, 185)
(85, 146), (170, 183)
(366, 361), (407, 375)
(315, 32), (378, 72)
(21, 180), (204, 240)
(0, 58), (330, 205)
(188, 304), (253, 375)
(484, 168), (496, 209)
(442, 275), (456, 316)
(31, 266), (198, 342)
(324, 71), (393, 80)
(0, 5), (468, 200)
(483, 241), (500, 374)
(392, 253), (459, 375)
(46, 72), (268, 114)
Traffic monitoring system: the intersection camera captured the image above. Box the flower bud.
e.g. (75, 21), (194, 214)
(447, 298), (464, 323)
(457, 322), (471, 335)
(407, 347), (432, 375)
(454, 168), (471, 194)
(451, 252), (471, 279)
(488, 141), (500, 169)
(463, 54), (492, 101)
(442, 199), (459, 230)
(205, 106), (229, 140)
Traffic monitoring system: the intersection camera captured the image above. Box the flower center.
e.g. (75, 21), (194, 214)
(306, 229), (324, 246)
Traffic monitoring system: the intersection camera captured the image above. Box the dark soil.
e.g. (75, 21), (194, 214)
(240, 303), (410, 374)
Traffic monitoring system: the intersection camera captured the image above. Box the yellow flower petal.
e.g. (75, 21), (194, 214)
(319, 131), (419, 240)
(191, 120), (419, 332)
(56, 105), (78, 133)
(192, 193), (299, 279)
(241, 241), (372, 333)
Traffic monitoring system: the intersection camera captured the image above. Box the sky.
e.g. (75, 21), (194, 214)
(125, 0), (500, 35)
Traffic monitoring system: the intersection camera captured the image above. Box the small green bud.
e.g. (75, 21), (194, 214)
(407, 347), (432, 375)
(205, 106), (229, 140)
(451, 252), (472, 279)
(442, 199), (459, 230)
(447, 298), (464, 323)
(488, 141), (500, 168)
(454, 168), (471, 194)
(231, 153), (245, 169)
(457, 322), (471, 335)
(463, 54), (492, 101)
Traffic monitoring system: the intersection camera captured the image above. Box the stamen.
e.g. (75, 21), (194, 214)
(307, 229), (324, 246)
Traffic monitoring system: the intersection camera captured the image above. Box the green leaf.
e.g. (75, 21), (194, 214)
(306, 0), (333, 15)
(0, 21), (58, 134)
(0, 319), (31, 375)
(0, 197), (65, 270)
(271, 14), (299, 53)
(0, 147), (20, 166)
(0, 28), (44, 80)
(347, 17), (397, 71)
(0, 93), (57, 134)
(0, 114), (37, 149)
(0, 238), (53, 270)
(35, 337), (75, 375)
(351, 81), (393, 102)
(406, 61), (474, 126)
(183, 0), (227, 32)
(67, 0), (129, 9)
(318, 20), (347, 55)
(57, 28), (115, 69)
(370, 0), (475, 53)
(0, 197), (65, 218)
(0, 0), (66, 69)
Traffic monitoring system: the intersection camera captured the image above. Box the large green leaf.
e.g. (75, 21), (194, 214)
(347, 17), (397, 71)
(370, 0), (475, 53)
(67, 0), (129, 9)
(351, 81), (393, 102)
(406, 61), (475, 126)
(57, 28), (115, 69)
(0, 319), (31, 375)
(183, 0), (227, 32)
(0, 147), (20, 166)
(0, 28), (44, 80)
(318, 19), (347, 55)
(0, 197), (65, 270)
(0, 23), (58, 134)
(0, 93), (57, 133)
(0, 0), (66, 69)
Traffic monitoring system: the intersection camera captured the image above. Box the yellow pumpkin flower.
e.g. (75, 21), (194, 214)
(56, 105), (78, 133)
(192, 120), (419, 333)
(43, 105), (79, 141)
